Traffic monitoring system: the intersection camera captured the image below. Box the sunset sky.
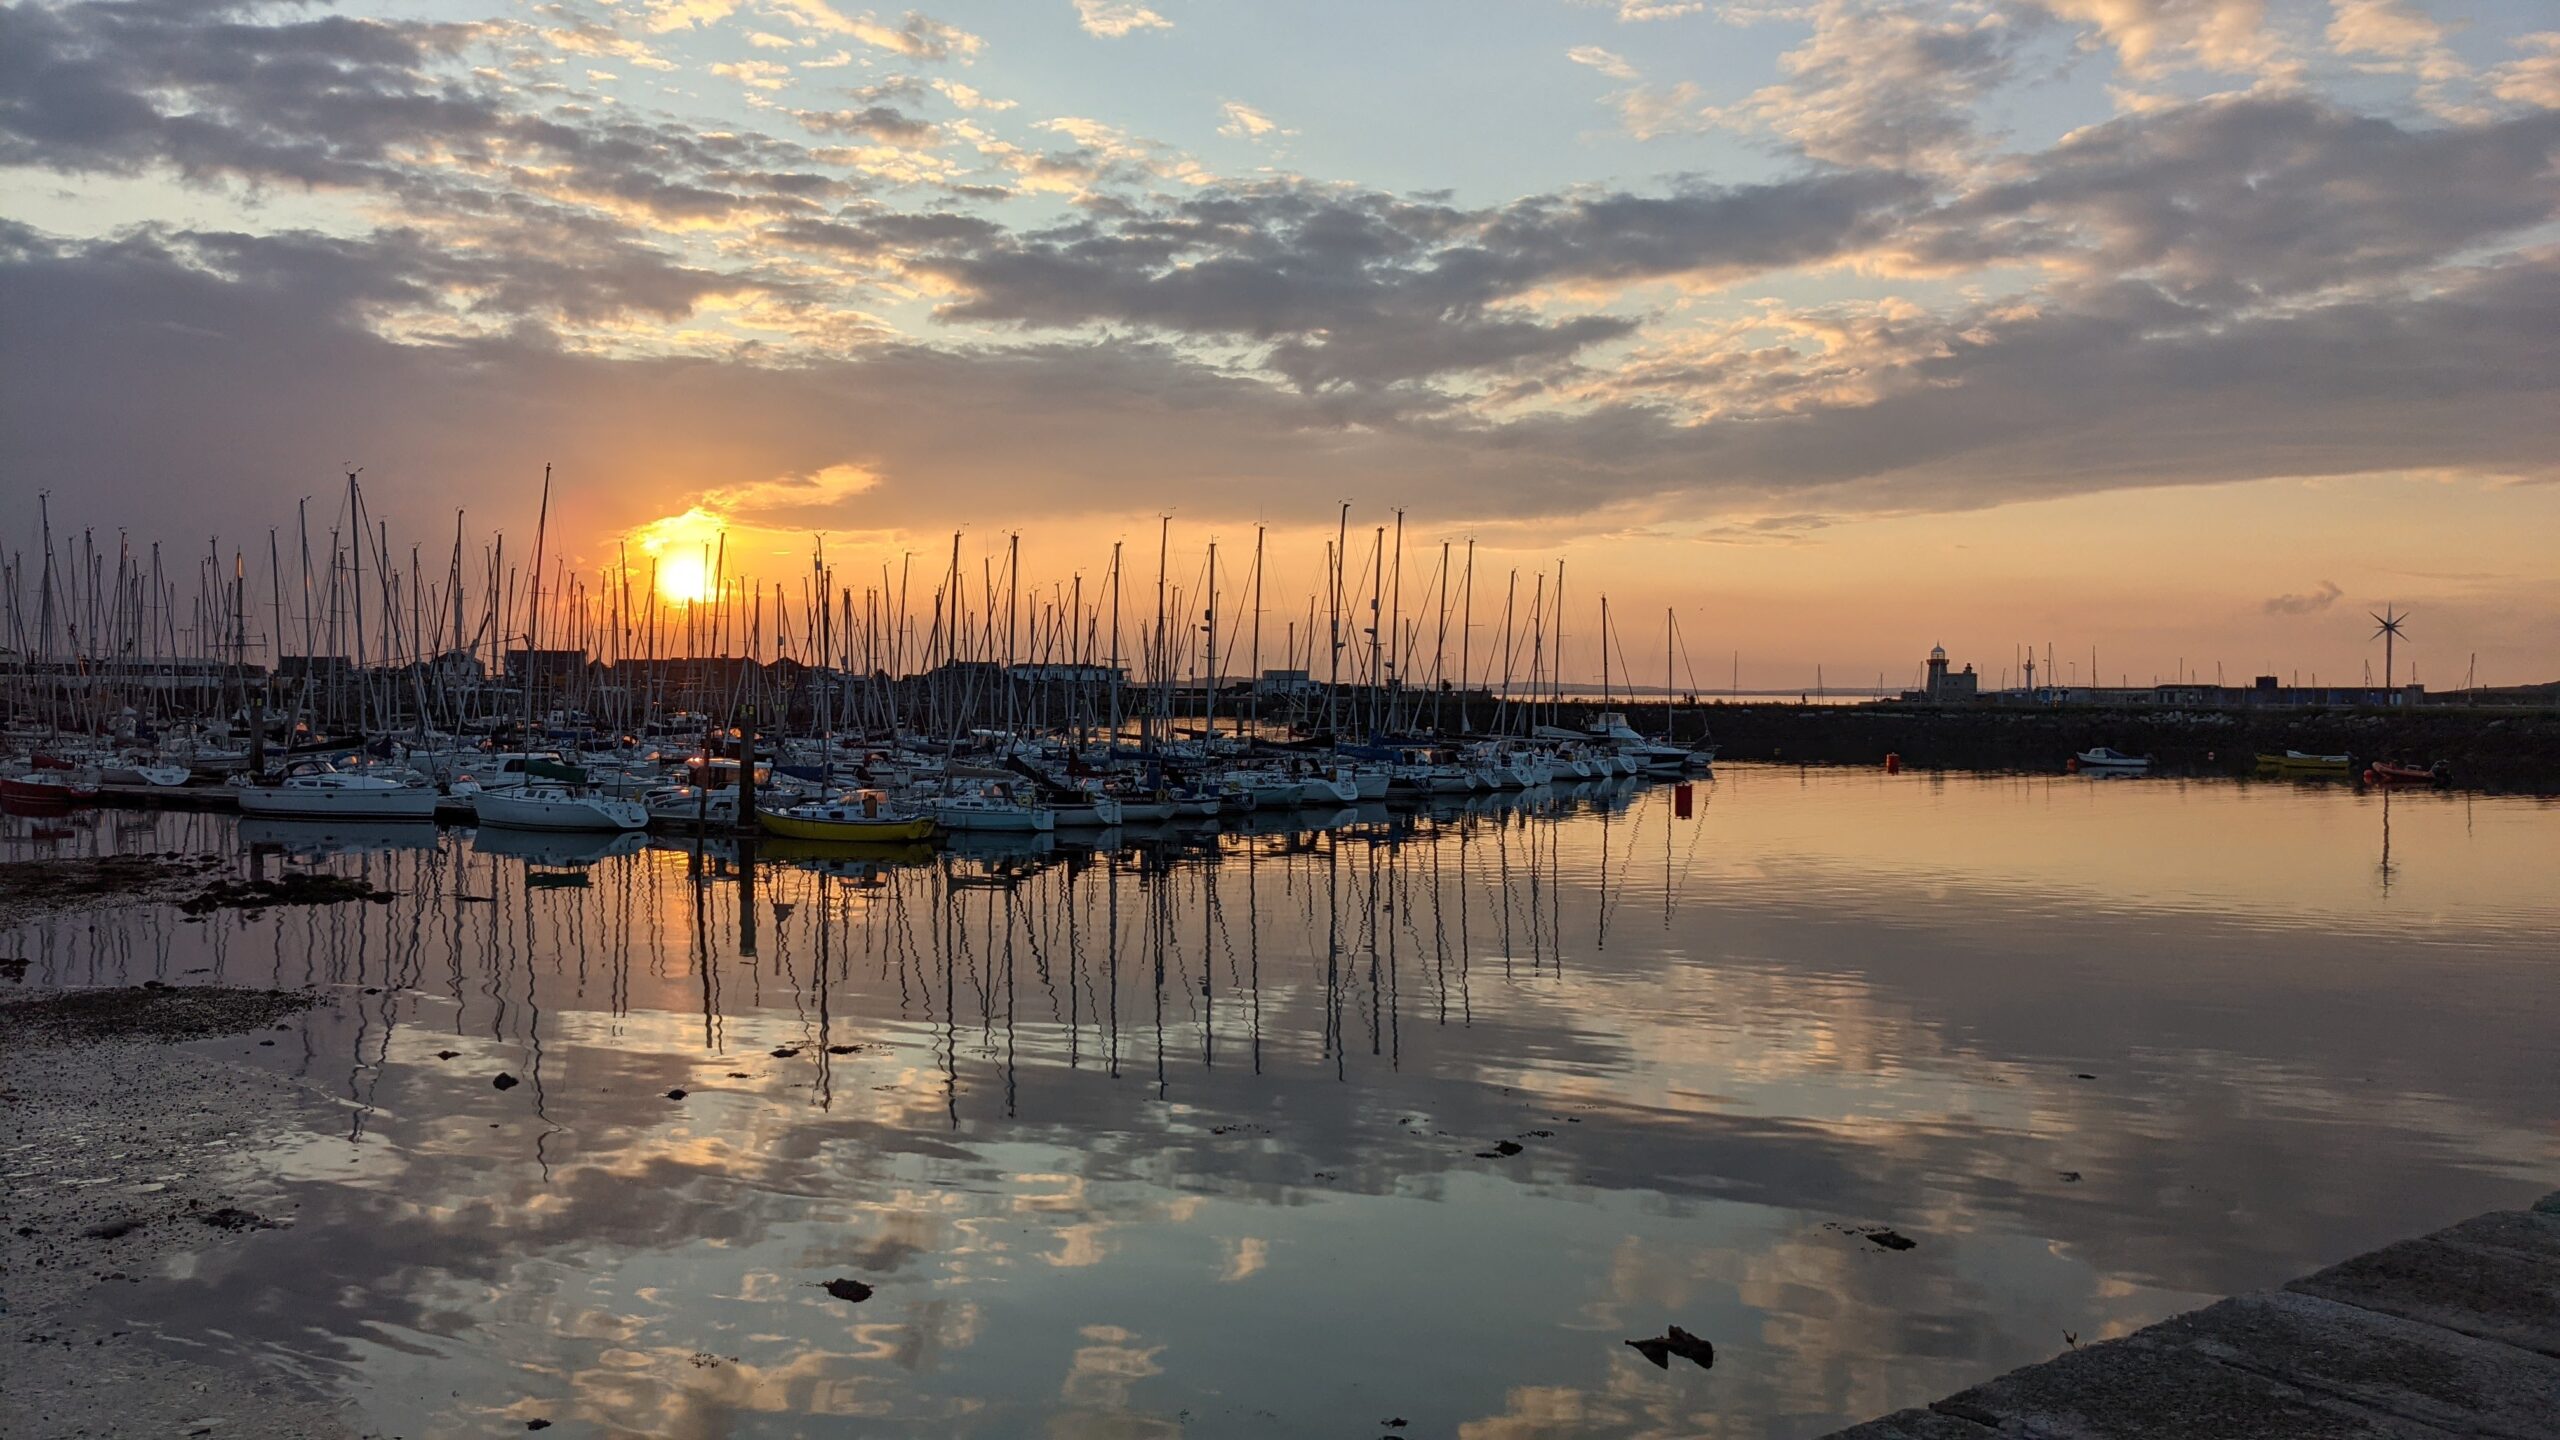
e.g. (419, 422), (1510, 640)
(3, 0), (2556, 688)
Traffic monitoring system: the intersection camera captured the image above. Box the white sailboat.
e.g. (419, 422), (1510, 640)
(469, 783), (649, 831)
(233, 761), (441, 820)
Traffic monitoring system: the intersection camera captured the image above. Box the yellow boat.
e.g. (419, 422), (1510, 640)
(756, 794), (939, 844)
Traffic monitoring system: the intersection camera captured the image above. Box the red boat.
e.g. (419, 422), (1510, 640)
(0, 772), (100, 807)
(2364, 760), (2447, 787)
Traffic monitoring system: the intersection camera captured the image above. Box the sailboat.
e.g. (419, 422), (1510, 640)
(469, 783), (649, 832)
(233, 759), (440, 820)
(758, 789), (940, 843)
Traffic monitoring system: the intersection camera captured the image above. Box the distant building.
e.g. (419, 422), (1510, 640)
(1255, 667), (1320, 698)
(504, 647), (591, 688)
(1007, 662), (1124, 685)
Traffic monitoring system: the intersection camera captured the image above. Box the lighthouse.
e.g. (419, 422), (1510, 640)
(1926, 644), (1949, 697)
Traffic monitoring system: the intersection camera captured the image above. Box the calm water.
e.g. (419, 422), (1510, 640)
(8, 768), (2557, 1439)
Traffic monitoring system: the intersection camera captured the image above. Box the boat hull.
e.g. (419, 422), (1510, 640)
(470, 791), (648, 832)
(235, 785), (441, 821)
(757, 809), (938, 843)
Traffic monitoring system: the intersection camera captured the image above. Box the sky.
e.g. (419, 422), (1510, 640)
(2, 0), (2556, 689)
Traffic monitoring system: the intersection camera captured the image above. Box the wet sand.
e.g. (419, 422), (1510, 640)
(1, 983), (358, 1440)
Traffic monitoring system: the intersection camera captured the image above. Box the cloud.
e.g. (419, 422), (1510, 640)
(929, 78), (1014, 111)
(6, 222), (2557, 555)
(905, 171), (1922, 389)
(1216, 101), (1288, 141)
(1616, 82), (1712, 140)
(711, 59), (793, 90)
(1906, 95), (2560, 301)
(2264, 581), (2344, 615)
(763, 2), (983, 60)
(1579, 0), (1705, 19)
(2487, 33), (2560, 110)
(2034, 0), (2284, 78)
(1073, 0), (1171, 38)
(1709, 1), (2034, 170)
(3, 0), (2557, 559)
(1567, 46), (1639, 82)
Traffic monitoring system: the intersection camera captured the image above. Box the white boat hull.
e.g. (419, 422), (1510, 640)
(235, 785), (441, 821)
(930, 802), (1056, 833)
(470, 790), (648, 831)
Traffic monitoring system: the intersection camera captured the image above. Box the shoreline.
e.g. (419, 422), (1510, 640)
(0, 983), (359, 1440)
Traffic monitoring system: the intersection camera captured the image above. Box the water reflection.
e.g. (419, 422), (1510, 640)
(6, 769), (2557, 1438)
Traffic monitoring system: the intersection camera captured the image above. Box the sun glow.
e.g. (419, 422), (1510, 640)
(631, 507), (724, 604)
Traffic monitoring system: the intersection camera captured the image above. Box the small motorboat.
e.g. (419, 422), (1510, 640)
(757, 792), (939, 844)
(2070, 747), (2151, 773)
(2364, 760), (2449, 787)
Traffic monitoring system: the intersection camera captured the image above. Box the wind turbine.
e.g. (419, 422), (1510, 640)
(2371, 605), (2410, 695)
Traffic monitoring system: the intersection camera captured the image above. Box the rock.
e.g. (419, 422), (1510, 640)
(821, 1278), (874, 1303)
(492, 1073), (520, 1091)
(196, 1207), (279, 1231)
(1626, 1325), (1715, 1370)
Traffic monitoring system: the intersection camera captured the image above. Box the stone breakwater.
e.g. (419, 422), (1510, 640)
(1826, 1189), (2560, 1439)
(1693, 704), (2560, 794)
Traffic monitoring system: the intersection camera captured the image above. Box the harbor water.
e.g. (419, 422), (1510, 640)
(6, 765), (2556, 1438)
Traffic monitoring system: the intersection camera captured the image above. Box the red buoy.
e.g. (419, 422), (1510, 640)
(1884, 752), (1902, 774)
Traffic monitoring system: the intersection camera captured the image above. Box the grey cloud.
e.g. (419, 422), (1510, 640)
(1914, 94), (2560, 300)
(863, 10), (978, 62)
(0, 0), (854, 225)
(793, 104), (938, 145)
(910, 173), (1923, 389)
(1730, 1), (2038, 171)
(2264, 581), (2344, 616)
(6, 225), (2554, 551)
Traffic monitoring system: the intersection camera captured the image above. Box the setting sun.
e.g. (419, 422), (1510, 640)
(631, 508), (723, 604)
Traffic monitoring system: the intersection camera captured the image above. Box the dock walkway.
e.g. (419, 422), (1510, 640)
(1830, 1191), (2560, 1439)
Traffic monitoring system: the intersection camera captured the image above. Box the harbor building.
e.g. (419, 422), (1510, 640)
(1917, 644), (1978, 702)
